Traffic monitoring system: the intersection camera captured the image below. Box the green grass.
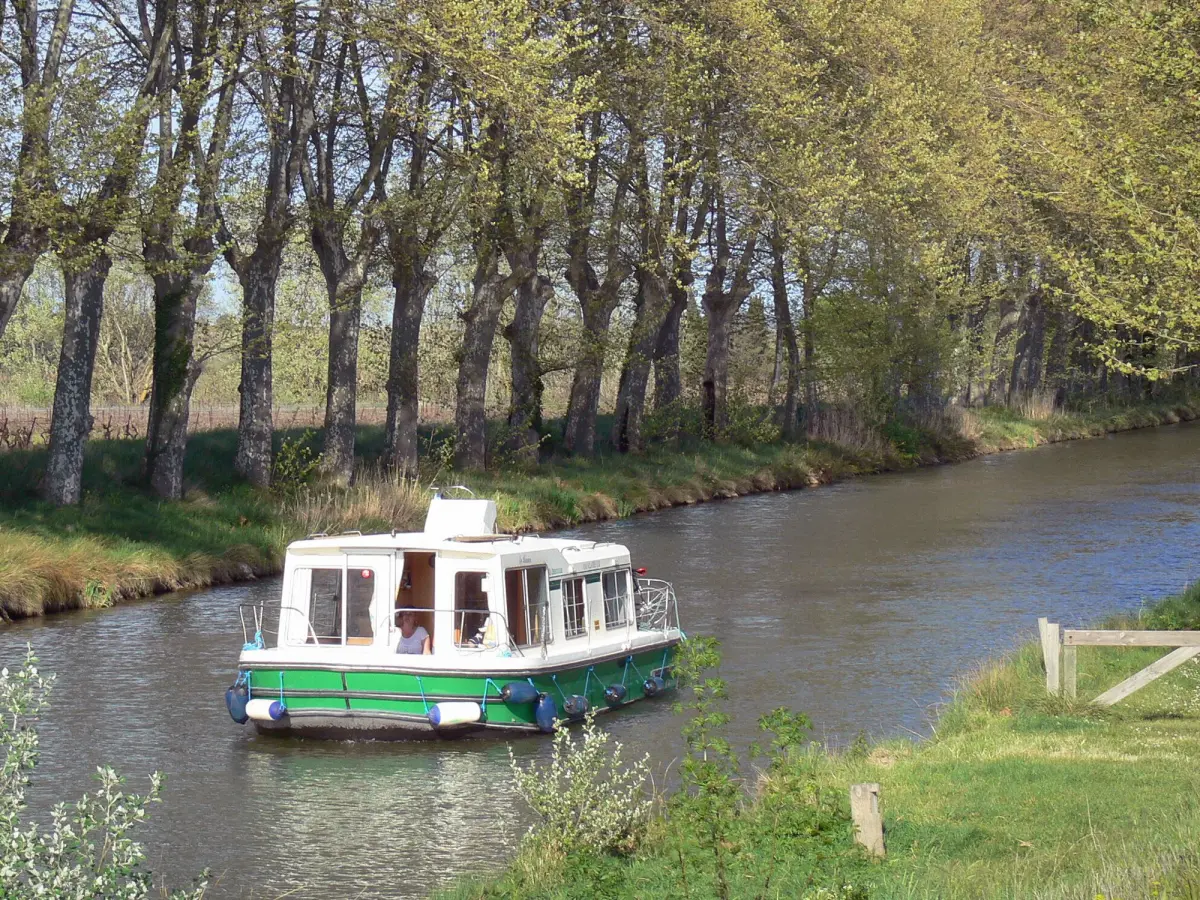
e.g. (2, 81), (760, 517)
(449, 586), (1200, 900)
(0, 397), (1197, 619)
(969, 398), (1200, 453)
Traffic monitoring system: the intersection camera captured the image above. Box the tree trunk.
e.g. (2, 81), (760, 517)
(653, 288), (686, 413)
(768, 325), (785, 406)
(0, 261), (38, 339)
(613, 268), (669, 453)
(454, 264), (510, 471)
(504, 269), (552, 453)
(770, 236), (800, 439)
(564, 303), (614, 456)
(144, 274), (204, 499)
(235, 250), (281, 487)
(42, 256), (112, 505)
(987, 294), (1020, 403)
(321, 277), (362, 486)
(962, 296), (990, 407)
(1008, 287), (1047, 403)
(1044, 306), (1073, 407)
(383, 254), (431, 476)
(701, 302), (736, 436)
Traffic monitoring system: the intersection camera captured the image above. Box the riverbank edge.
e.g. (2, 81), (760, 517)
(452, 584), (1200, 899)
(1, 399), (1197, 621)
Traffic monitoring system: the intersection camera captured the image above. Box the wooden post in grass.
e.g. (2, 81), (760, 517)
(1038, 617), (1061, 695)
(1063, 644), (1077, 699)
(850, 783), (885, 858)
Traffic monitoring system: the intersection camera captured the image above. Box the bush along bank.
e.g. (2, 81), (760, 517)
(451, 584), (1200, 900)
(1, 397), (1199, 621)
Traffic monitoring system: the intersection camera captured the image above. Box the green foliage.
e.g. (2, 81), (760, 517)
(508, 711), (652, 856)
(719, 401), (782, 447)
(0, 649), (206, 898)
(880, 421), (919, 459)
(271, 430), (322, 495)
(665, 638), (864, 900)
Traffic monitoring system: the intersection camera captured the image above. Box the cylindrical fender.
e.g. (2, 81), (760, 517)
(246, 698), (287, 721)
(604, 684), (628, 706)
(501, 681), (539, 705)
(534, 694), (558, 733)
(562, 694), (590, 719)
(225, 683), (249, 724)
(428, 701), (483, 728)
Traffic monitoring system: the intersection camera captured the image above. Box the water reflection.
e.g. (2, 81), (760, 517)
(1, 422), (1198, 897)
(229, 741), (522, 897)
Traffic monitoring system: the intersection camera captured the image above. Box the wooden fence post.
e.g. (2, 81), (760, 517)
(850, 783), (885, 858)
(1038, 617), (1061, 695)
(1063, 645), (1077, 699)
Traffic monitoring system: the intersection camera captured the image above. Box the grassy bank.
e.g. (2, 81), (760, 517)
(454, 585), (1200, 900)
(1, 397), (1197, 620)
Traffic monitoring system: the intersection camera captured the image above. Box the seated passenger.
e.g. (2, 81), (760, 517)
(395, 611), (431, 655)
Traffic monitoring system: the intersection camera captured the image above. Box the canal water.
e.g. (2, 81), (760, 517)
(2, 423), (1199, 897)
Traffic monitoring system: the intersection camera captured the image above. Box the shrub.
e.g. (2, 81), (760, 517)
(720, 400), (782, 447)
(272, 430), (322, 495)
(0, 647), (206, 899)
(881, 419), (923, 459)
(509, 711), (653, 855)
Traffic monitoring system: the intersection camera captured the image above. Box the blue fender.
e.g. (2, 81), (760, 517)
(534, 694), (558, 733)
(604, 684), (628, 705)
(225, 683), (249, 724)
(501, 681), (539, 705)
(562, 694), (590, 719)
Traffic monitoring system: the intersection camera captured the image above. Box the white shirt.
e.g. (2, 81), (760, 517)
(397, 626), (429, 654)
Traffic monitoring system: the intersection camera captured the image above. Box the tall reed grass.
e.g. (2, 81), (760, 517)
(282, 463), (430, 536)
(1010, 389), (1061, 421)
(806, 407), (890, 456)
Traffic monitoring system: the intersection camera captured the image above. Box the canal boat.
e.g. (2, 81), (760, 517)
(225, 492), (683, 738)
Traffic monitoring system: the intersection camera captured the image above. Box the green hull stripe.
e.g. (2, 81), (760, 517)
(245, 647), (676, 726)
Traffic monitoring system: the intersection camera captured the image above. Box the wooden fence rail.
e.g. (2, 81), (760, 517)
(1038, 618), (1200, 706)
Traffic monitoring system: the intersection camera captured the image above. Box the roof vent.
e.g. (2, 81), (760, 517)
(424, 495), (498, 539)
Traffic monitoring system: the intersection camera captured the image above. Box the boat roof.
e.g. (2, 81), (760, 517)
(286, 495), (627, 561)
(287, 531), (620, 556)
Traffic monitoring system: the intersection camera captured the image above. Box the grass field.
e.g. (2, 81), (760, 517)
(0, 397), (1197, 620)
(449, 586), (1200, 900)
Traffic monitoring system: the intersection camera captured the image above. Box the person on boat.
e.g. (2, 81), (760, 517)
(396, 610), (431, 654)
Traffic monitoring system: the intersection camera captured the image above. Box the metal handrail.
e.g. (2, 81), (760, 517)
(372, 605), (440, 642)
(376, 606), (526, 656)
(634, 578), (679, 632)
(450, 608), (525, 656)
(238, 602), (320, 647)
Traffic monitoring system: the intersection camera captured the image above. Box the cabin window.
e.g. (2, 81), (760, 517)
(346, 568), (375, 644)
(505, 566), (549, 648)
(602, 570), (630, 629)
(454, 571), (491, 646)
(308, 568), (343, 644)
(562, 577), (587, 639)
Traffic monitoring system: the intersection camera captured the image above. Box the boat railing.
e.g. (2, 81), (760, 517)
(634, 578), (679, 632)
(372, 606), (528, 656)
(449, 608), (527, 656)
(240, 600), (527, 654)
(239, 602), (320, 647)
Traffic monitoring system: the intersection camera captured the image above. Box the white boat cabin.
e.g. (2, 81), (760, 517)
(264, 497), (672, 663)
